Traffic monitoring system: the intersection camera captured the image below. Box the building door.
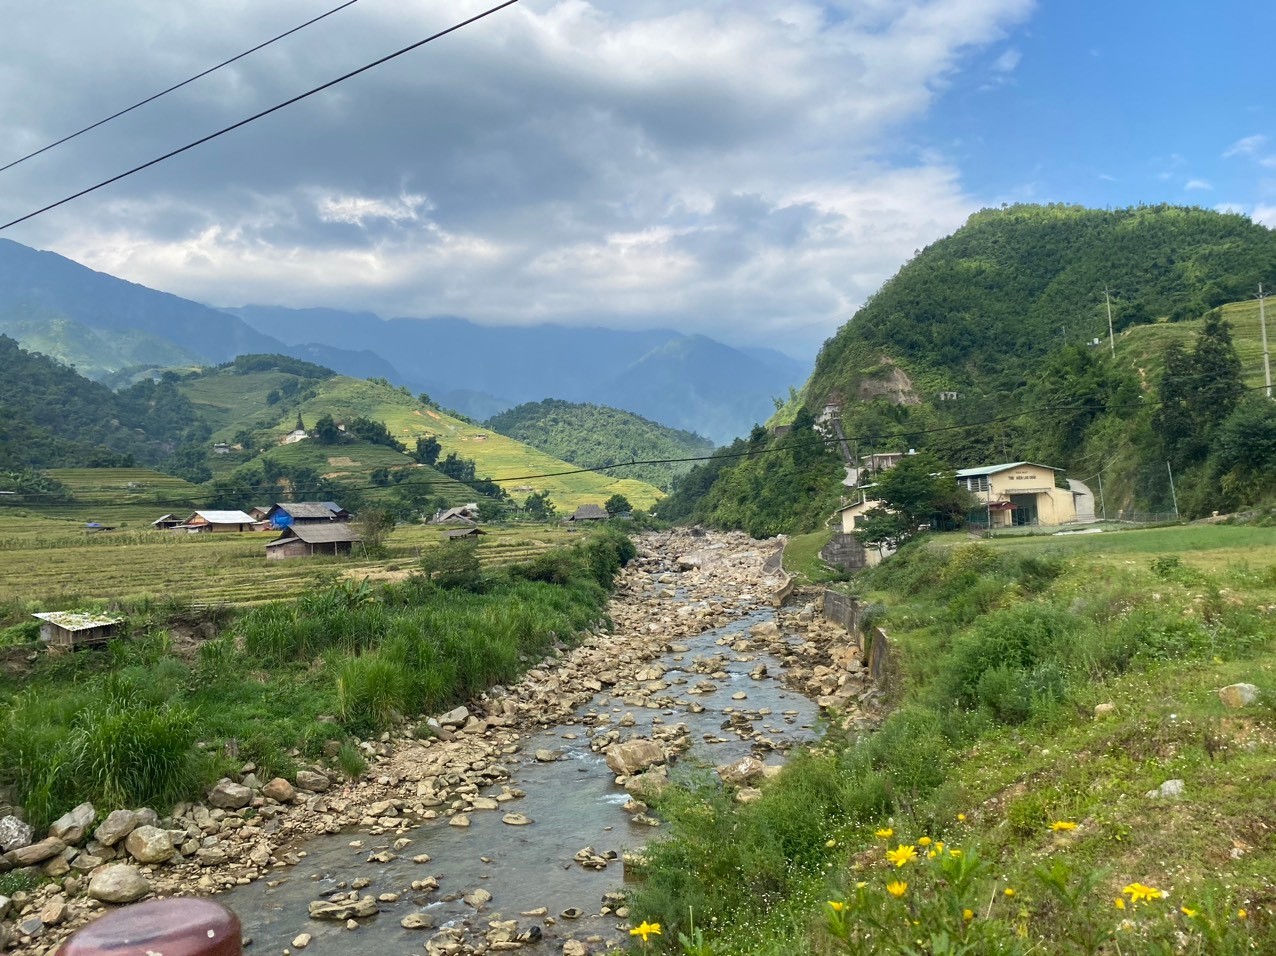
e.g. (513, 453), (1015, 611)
(1009, 494), (1038, 526)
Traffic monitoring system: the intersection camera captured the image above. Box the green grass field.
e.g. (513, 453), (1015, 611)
(0, 514), (572, 609)
(179, 369), (301, 435)
(1118, 298), (1272, 391)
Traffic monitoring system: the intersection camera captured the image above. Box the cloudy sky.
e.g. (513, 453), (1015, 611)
(1, 0), (1274, 357)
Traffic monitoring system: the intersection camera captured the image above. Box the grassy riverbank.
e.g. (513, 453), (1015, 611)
(630, 525), (1276, 953)
(0, 527), (635, 828)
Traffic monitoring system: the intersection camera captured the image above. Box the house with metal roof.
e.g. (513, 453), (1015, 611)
(265, 523), (362, 560)
(444, 527), (487, 540)
(33, 611), (124, 648)
(954, 462), (1080, 528)
(182, 510), (256, 532)
(566, 503), (610, 523)
(264, 502), (352, 526)
(151, 513), (184, 530)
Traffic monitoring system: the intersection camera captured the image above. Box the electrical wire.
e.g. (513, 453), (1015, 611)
(0, 0), (362, 175)
(0, 0), (522, 232)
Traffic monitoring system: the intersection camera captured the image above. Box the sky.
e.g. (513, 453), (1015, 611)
(0, 0), (1273, 359)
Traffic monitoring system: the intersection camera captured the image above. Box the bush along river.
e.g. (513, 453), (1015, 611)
(2, 530), (879, 955)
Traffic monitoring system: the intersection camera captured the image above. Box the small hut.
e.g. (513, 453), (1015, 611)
(151, 514), (183, 530)
(566, 503), (609, 523)
(33, 611), (124, 648)
(265, 523), (362, 560)
(444, 527), (487, 540)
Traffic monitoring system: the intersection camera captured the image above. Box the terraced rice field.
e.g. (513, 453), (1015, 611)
(0, 515), (572, 608)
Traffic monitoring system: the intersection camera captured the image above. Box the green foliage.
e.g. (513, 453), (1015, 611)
(485, 399), (714, 489)
(413, 435), (442, 466)
(420, 541), (484, 590)
(523, 490), (557, 520)
(604, 493), (633, 515)
(224, 354), (335, 379)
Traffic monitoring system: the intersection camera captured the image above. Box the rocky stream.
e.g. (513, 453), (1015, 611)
(0, 530), (880, 955)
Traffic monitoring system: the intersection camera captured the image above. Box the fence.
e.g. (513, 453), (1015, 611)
(822, 589), (890, 682)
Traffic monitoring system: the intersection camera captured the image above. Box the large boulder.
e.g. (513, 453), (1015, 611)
(262, 778), (295, 802)
(716, 756), (767, 787)
(5, 837), (65, 868)
(88, 864), (152, 904)
(48, 803), (95, 844)
(124, 826), (174, 864)
(295, 770), (331, 793)
(438, 706), (470, 729)
(208, 781), (252, 810)
(308, 897), (378, 921)
(93, 810), (139, 848)
(0, 816), (33, 853)
(604, 739), (667, 776)
(1219, 683), (1260, 709)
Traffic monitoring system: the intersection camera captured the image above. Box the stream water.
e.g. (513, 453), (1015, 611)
(219, 606), (821, 952)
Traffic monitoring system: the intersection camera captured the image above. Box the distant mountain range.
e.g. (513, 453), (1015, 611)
(0, 238), (806, 444)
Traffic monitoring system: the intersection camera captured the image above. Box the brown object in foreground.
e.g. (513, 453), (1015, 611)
(57, 898), (241, 956)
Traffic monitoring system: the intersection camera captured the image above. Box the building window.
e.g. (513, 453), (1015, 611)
(960, 476), (989, 493)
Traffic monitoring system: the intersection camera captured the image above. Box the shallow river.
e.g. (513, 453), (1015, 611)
(219, 606), (820, 952)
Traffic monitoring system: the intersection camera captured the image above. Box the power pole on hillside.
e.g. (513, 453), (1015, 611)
(1258, 283), (1273, 399)
(1104, 287), (1116, 357)
(1166, 461), (1180, 519)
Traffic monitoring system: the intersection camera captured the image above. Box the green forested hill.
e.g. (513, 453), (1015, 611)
(665, 204), (1276, 532)
(485, 399), (714, 490)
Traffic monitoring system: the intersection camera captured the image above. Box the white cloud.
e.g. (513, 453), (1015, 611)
(1184, 179), (1212, 191)
(1223, 134), (1268, 159)
(0, 0), (1036, 354)
(1251, 204), (1276, 228)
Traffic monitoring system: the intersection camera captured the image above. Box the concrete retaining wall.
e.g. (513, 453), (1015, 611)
(822, 589), (890, 682)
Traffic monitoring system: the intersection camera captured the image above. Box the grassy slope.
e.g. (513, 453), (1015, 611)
(30, 468), (201, 526)
(1117, 297), (1272, 390)
(179, 370), (302, 436)
(290, 377), (662, 511)
(0, 513), (572, 607)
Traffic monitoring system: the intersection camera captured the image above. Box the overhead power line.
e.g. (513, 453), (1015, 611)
(0, 0), (522, 232)
(11, 382), (1270, 508)
(0, 0), (362, 175)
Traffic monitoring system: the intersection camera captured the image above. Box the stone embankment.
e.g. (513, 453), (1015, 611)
(0, 531), (876, 954)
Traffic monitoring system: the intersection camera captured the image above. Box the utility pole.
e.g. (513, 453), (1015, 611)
(1166, 461), (1179, 519)
(1259, 283), (1273, 399)
(1104, 287), (1116, 357)
(1097, 470), (1107, 521)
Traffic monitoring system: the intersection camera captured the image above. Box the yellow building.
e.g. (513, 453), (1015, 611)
(836, 498), (885, 534)
(955, 462), (1078, 528)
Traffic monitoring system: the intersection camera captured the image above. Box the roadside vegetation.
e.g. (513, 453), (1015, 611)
(0, 526), (635, 828)
(629, 524), (1276, 954)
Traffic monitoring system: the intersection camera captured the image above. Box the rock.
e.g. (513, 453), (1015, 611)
(716, 756), (766, 787)
(401, 913), (435, 929)
(449, 814), (471, 828)
(262, 778), (295, 802)
(1219, 683), (1260, 709)
(502, 813), (532, 826)
(16, 916), (44, 939)
(124, 826), (174, 864)
(560, 907), (583, 919)
(604, 739), (666, 775)
(6, 837), (65, 867)
(563, 942), (588, 956)
(208, 780), (252, 810)
(1093, 703), (1117, 719)
(534, 750), (562, 763)
(438, 706), (470, 728)
(296, 770), (331, 793)
(88, 864), (152, 904)
(736, 787), (763, 804)
(292, 933), (312, 949)
(49, 803), (95, 844)
(0, 816), (33, 852)
(93, 810), (139, 847)
(308, 897), (379, 920)
(1146, 779), (1185, 799)
(463, 887), (493, 909)
(0, 895), (12, 919)
(39, 895), (68, 926)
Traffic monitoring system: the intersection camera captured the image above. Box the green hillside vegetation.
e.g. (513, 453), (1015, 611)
(631, 525), (1276, 954)
(0, 310), (205, 380)
(485, 399), (714, 490)
(668, 205), (1276, 534)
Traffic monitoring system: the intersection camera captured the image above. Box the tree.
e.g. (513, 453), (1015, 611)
(353, 507), (396, 556)
(420, 541), (483, 590)
(370, 467), (391, 487)
(312, 414), (342, 444)
(604, 493), (632, 516)
(414, 436), (442, 466)
(1155, 314), (1245, 469)
(858, 452), (974, 544)
(524, 491), (556, 520)
(295, 413), (306, 432)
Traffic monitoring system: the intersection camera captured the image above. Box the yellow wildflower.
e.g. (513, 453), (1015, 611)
(1122, 883), (1164, 904)
(934, 841), (944, 853)
(886, 881), (908, 898)
(1181, 907), (1198, 918)
(826, 838), (837, 848)
(1049, 820), (1078, 832)
(1003, 888), (1016, 898)
(1114, 898), (1126, 910)
(957, 813), (967, 822)
(629, 921), (662, 942)
(828, 901), (845, 913)
(927, 850), (937, 859)
(949, 848), (963, 858)
(886, 844), (918, 867)
(1238, 909), (1248, 920)
(963, 908), (974, 921)
(918, 836), (932, 846)
(875, 827), (894, 839)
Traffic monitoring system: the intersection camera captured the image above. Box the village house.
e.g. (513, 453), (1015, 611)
(151, 513), (184, 530)
(843, 451), (910, 488)
(956, 462), (1080, 528)
(181, 510), (256, 533)
(566, 503), (610, 523)
(212, 442), (231, 455)
(445, 527), (486, 540)
(265, 502), (351, 526)
(835, 498), (886, 534)
(32, 611), (124, 648)
(280, 428), (308, 445)
(265, 523), (361, 559)
(431, 503), (481, 524)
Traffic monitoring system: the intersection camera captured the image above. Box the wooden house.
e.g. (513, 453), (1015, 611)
(151, 514), (183, 530)
(33, 611), (124, 648)
(182, 510), (255, 532)
(566, 503), (609, 523)
(265, 502), (352, 526)
(265, 523), (362, 560)
(444, 527), (487, 540)
(431, 503), (481, 524)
